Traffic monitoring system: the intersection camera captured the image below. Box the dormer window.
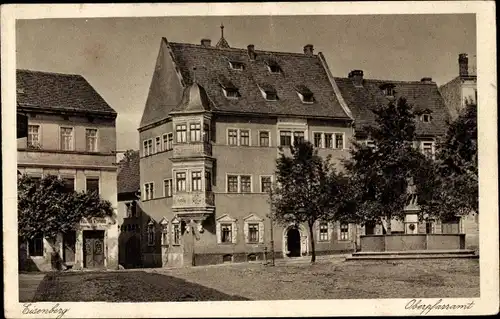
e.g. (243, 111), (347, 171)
(259, 83), (278, 101)
(295, 85), (314, 103)
(265, 59), (282, 74)
(229, 61), (245, 71)
(421, 114), (432, 123)
(218, 75), (240, 99)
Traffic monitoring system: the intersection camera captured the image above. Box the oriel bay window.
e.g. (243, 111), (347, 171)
(205, 170), (212, 191)
(190, 123), (201, 142)
(176, 124), (187, 143)
(191, 171), (202, 191)
(176, 172), (186, 192)
(203, 123), (210, 142)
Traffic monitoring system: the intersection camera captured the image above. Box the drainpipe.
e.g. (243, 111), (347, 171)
(270, 215), (275, 266)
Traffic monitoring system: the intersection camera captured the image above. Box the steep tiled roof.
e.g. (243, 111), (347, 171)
(334, 77), (450, 137)
(167, 42), (350, 120)
(16, 69), (116, 115)
(117, 151), (140, 195)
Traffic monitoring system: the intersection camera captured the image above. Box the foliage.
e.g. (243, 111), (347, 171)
(343, 97), (427, 233)
(18, 174), (114, 240)
(270, 140), (348, 262)
(415, 103), (478, 219)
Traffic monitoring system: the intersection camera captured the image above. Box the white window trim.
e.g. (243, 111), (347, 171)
(239, 128), (252, 147)
(155, 136), (162, 153)
(420, 141), (436, 158)
(175, 123), (188, 144)
(226, 173), (253, 193)
(59, 126), (75, 151)
(296, 92), (314, 104)
(226, 127), (240, 146)
(259, 175), (274, 193)
(333, 132), (346, 150)
(222, 87), (240, 99)
(337, 222), (351, 241)
(143, 182), (154, 200)
(216, 214), (238, 244)
(258, 130), (271, 147)
(174, 170), (188, 193)
(243, 214), (265, 244)
(421, 114), (432, 123)
(312, 131), (325, 148)
(159, 217), (169, 246)
(191, 170), (203, 192)
(163, 178), (173, 197)
(316, 220), (333, 242)
(229, 61), (244, 71)
(27, 123), (42, 148)
(85, 127), (99, 152)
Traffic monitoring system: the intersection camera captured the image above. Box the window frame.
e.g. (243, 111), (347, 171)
(191, 171), (203, 192)
(85, 177), (100, 194)
(339, 223), (349, 241)
(258, 130), (271, 147)
(227, 128), (239, 146)
(163, 178), (173, 197)
(247, 223), (260, 244)
(189, 122), (202, 142)
(240, 175), (252, 193)
(147, 222), (155, 246)
(260, 175), (273, 193)
(175, 171), (187, 193)
(229, 61), (245, 71)
(27, 124), (41, 149)
(318, 222), (329, 242)
(220, 223), (233, 244)
(334, 133), (345, 150)
(239, 129), (251, 146)
(59, 126), (75, 151)
(175, 123), (188, 144)
(28, 235), (44, 257)
(421, 141), (435, 158)
(172, 222), (181, 245)
(227, 174), (239, 193)
(143, 182), (154, 201)
(85, 128), (99, 152)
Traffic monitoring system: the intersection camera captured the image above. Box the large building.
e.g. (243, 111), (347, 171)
(17, 69), (119, 271)
(129, 30), (459, 268)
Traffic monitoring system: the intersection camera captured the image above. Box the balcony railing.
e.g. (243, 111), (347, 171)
(172, 191), (215, 209)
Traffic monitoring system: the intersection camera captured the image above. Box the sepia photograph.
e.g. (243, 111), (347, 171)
(2, 2), (498, 318)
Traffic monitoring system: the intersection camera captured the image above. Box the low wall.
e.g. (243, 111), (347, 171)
(360, 234), (466, 252)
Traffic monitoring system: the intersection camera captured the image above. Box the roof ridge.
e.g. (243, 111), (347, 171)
(334, 76), (437, 85)
(168, 41), (318, 58)
(17, 69), (84, 78)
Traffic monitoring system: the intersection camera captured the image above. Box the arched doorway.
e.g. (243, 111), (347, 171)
(286, 227), (301, 257)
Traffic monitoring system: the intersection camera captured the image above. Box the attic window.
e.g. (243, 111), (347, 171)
(218, 75), (240, 99)
(266, 60), (282, 74)
(223, 88), (241, 99)
(259, 83), (278, 101)
(379, 83), (395, 97)
(421, 114), (432, 123)
(295, 85), (314, 103)
(17, 88), (25, 94)
(229, 61), (245, 71)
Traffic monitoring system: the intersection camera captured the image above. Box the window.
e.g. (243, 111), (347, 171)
(60, 127), (74, 151)
(203, 123), (210, 142)
(335, 133), (344, 149)
(384, 87), (395, 96)
(86, 178), (99, 194)
(280, 131), (292, 146)
(126, 202), (137, 218)
(191, 171), (202, 191)
(248, 223), (259, 243)
(340, 223), (349, 241)
(155, 136), (161, 153)
(421, 114), (431, 123)
(421, 142), (434, 158)
(190, 123), (201, 142)
(240, 175), (251, 193)
(319, 222), (329, 241)
(260, 176), (272, 193)
(313, 132), (322, 148)
(28, 235), (43, 256)
(227, 175), (239, 193)
(176, 124), (187, 143)
(324, 133), (333, 148)
(161, 223), (169, 246)
(228, 129), (238, 145)
(143, 139), (153, 156)
(85, 129), (98, 152)
(62, 177), (75, 192)
(144, 182), (154, 200)
(293, 131), (305, 144)
(259, 131), (270, 147)
(27, 125), (40, 148)
(163, 133), (173, 151)
(147, 223), (155, 246)
(267, 62), (282, 74)
(205, 170), (212, 192)
(296, 85), (314, 103)
(426, 221), (434, 234)
(221, 224), (233, 243)
(229, 61), (245, 70)
(163, 179), (173, 197)
(143, 140), (148, 156)
(172, 223), (181, 245)
(147, 139), (153, 155)
(176, 172), (186, 192)
(240, 129), (250, 146)
(224, 88), (241, 99)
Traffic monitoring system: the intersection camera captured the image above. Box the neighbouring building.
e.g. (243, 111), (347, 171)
(129, 30), (470, 268)
(17, 69), (119, 271)
(438, 53), (479, 250)
(116, 150), (143, 268)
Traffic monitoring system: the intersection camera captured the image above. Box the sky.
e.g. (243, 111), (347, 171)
(16, 14), (476, 152)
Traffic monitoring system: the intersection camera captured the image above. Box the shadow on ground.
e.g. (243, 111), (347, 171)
(31, 271), (249, 302)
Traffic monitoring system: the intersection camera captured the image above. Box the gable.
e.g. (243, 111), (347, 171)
(216, 214), (236, 222)
(243, 213), (264, 222)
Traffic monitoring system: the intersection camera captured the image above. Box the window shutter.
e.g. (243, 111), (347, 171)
(231, 221), (237, 244)
(258, 221), (264, 243)
(216, 221), (222, 244)
(244, 222), (249, 243)
(327, 222), (334, 241)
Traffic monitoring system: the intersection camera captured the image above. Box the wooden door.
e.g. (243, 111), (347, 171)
(63, 231), (76, 265)
(83, 231), (105, 269)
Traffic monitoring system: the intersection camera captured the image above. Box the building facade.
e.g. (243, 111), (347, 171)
(131, 33), (469, 268)
(17, 69), (119, 271)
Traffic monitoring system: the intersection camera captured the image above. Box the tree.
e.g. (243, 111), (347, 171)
(18, 174), (114, 241)
(415, 103), (478, 219)
(270, 141), (347, 262)
(343, 97), (426, 234)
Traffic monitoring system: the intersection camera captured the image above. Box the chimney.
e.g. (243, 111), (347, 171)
(247, 44), (256, 60)
(459, 53), (468, 77)
(201, 39), (211, 47)
(420, 77), (433, 84)
(303, 44), (314, 56)
(348, 70), (364, 87)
